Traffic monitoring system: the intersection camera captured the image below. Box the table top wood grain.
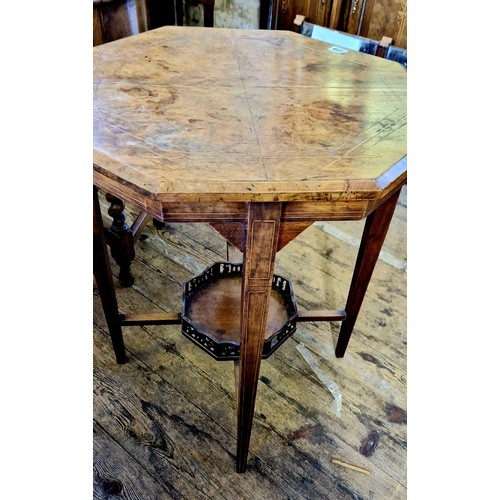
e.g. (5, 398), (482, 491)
(93, 26), (406, 213)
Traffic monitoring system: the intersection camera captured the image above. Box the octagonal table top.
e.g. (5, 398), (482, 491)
(93, 26), (406, 206)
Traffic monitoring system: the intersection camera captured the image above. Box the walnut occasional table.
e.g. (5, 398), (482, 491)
(93, 26), (407, 473)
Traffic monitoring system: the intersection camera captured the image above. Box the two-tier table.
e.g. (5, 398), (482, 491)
(93, 26), (407, 473)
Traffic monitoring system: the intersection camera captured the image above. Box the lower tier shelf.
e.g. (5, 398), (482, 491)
(181, 262), (298, 360)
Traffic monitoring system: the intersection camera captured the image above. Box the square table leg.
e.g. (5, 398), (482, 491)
(93, 186), (127, 364)
(335, 188), (402, 358)
(236, 202), (282, 473)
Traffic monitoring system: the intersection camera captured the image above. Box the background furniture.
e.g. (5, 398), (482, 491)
(93, 0), (214, 48)
(93, 0), (147, 46)
(267, 0), (406, 49)
(298, 19), (407, 67)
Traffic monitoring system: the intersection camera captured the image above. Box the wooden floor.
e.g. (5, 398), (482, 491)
(93, 187), (407, 499)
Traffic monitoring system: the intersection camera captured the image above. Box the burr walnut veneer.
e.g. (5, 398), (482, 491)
(93, 26), (407, 473)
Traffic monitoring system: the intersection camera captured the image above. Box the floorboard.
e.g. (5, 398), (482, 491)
(94, 187), (407, 499)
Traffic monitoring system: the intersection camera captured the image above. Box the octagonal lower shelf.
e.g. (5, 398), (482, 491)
(181, 262), (298, 360)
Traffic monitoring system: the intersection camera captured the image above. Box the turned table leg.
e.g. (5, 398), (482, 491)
(105, 193), (135, 287)
(335, 189), (402, 358)
(236, 202), (281, 473)
(94, 187), (127, 364)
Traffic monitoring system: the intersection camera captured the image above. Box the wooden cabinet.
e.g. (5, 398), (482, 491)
(271, 0), (406, 49)
(359, 0), (407, 49)
(93, 0), (148, 46)
(268, 0), (335, 32)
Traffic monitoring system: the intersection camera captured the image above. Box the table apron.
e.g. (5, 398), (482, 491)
(93, 186), (406, 224)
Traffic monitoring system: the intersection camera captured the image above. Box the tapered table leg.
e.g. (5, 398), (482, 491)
(335, 189), (402, 358)
(236, 202), (282, 473)
(94, 187), (127, 364)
